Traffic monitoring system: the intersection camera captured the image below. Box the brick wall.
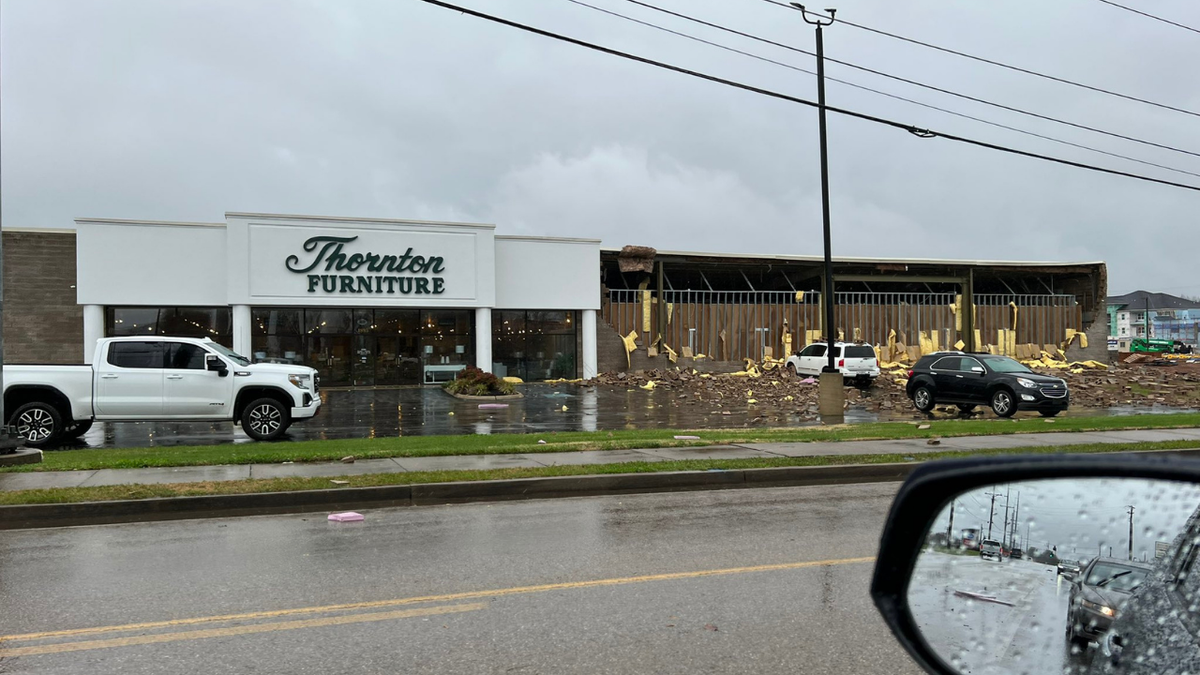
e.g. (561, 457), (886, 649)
(3, 231), (83, 364)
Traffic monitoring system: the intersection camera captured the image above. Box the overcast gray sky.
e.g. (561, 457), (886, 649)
(3, 0), (1198, 295)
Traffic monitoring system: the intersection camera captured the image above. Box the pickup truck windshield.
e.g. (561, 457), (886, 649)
(208, 343), (251, 367)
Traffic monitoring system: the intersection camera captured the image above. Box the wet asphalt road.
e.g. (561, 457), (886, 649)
(910, 552), (1088, 674)
(0, 483), (920, 675)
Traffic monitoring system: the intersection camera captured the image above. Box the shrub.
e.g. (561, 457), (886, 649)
(444, 366), (516, 396)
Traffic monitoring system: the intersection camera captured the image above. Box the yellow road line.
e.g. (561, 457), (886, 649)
(0, 603), (487, 658)
(3, 556), (874, 643)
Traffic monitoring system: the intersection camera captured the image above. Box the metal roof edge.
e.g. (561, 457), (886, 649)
(74, 218), (226, 229)
(225, 212), (496, 230)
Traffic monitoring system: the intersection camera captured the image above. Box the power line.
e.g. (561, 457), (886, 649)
(415, 0), (1200, 193)
(565, 0), (1200, 179)
(754, 0), (1200, 119)
(620, 0), (1200, 160)
(1094, 0), (1200, 36)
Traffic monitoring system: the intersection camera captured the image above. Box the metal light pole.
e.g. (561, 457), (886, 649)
(793, 3), (844, 421)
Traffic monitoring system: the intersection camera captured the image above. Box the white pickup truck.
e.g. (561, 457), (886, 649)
(3, 336), (321, 447)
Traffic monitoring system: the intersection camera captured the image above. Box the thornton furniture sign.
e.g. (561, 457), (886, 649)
(286, 235), (447, 295)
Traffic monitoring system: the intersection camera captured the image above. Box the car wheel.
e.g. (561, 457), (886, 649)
(241, 398), (291, 441)
(912, 386), (936, 412)
(1040, 409), (1061, 418)
(956, 404), (975, 414)
(8, 401), (64, 448)
(991, 389), (1016, 418)
(787, 363), (798, 376)
(62, 419), (94, 440)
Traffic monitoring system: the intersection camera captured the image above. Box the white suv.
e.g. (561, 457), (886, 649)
(786, 341), (881, 388)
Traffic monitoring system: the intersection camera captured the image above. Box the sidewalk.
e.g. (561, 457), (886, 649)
(4, 427), (1200, 492)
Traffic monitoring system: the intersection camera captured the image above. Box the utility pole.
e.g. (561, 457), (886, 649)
(792, 3), (844, 422)
(1001, 486), (1012, 549)
(985, 491), (1000, 540)
(1012, 492), (1020, 547)
(1127, 506), (1136, 560)
(946, 500), (955, 546)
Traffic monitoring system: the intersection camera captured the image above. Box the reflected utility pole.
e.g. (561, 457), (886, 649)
(946, 500), (955, 545)
(1127, 506), (1136, 560)
(985, 491), (1000, 540)
(1002, 486), (1012, 548)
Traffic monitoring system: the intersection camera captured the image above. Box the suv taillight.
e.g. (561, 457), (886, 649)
(907, 369), (914, 379)
(838, 359), (845, 368)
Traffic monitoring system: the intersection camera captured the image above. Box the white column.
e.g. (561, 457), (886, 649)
(582, 309), (598, 379)
(232, 305), (252, 357)
(475, 307), (493, 373)
(82, 305), (104, 364)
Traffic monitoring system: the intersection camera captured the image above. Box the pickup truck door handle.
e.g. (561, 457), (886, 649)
(100, 374), (119, 379)
(166, 375), (184, 380)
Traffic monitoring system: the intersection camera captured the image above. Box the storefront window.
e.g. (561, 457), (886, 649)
(421, 311), (473, 383)
(492, 310), (576, 381)
(305, 309), (354, 335)
(251, 307), (473, 387)
(106, 307), (232, 346)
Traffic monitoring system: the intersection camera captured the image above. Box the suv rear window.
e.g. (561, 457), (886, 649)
(844, 346), (875, 358)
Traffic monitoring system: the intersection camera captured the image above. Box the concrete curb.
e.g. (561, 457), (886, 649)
(0, 462), (916, 530)
(4, 448), (1197, 530)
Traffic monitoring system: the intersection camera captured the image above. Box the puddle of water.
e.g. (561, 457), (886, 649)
(67, 384), (1195, 449)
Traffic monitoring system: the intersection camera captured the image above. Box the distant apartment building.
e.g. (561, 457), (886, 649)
(1108, 290), (1200, 345)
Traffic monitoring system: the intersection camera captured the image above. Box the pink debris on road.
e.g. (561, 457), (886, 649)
(327, 512), (365, 523)
(478, 403), (509, 409)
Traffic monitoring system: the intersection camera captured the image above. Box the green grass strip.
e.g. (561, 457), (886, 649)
(4, 412), (1199, 473)
(2, 439), (1196, 506)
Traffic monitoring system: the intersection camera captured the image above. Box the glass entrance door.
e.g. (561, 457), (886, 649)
(376, 336), (422, 385)
(351, 335), (375, 387)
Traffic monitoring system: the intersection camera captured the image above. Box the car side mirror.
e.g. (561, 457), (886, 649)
(206, 354), (229, 377)
(870, 454), (1200, 674)
(970, 366), (985, 374)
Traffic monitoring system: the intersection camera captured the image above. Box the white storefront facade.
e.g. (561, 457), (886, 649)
(75, 213), (600, 386)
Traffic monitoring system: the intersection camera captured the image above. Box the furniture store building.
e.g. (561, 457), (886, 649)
(68, 212), (601, 387)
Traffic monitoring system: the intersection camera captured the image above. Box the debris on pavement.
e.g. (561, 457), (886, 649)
(953, 590), (1015, 607)
(674, 435), (701, 440)
(582, 355), (1200, 420)
(330, 480), (350, 485)
(340, 456), (355, 464)
(327, 512), (365, 522)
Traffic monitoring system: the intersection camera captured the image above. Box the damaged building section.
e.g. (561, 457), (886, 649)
(598, 248), (1109, 373)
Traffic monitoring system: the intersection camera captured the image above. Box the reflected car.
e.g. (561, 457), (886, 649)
(1058, 559), (1082, 578)
(979, 539), (1003, 561)
(1066, 557), (1153, 647)
(1091, 506), (1200, 673)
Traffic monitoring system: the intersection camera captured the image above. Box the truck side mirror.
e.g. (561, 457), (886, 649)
(206, 354), (229, 377)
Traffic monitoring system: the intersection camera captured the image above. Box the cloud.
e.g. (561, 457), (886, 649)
(2, 0), (1198, 295)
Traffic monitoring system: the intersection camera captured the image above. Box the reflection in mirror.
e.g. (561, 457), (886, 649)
(907, 478), (1200, 675)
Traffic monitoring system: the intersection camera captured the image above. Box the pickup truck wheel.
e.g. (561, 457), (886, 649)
(63, 419), (94, 439)
(912, 385), (936, 412)
(9, 402), (63, 448)
(242, 398), (291, 441)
